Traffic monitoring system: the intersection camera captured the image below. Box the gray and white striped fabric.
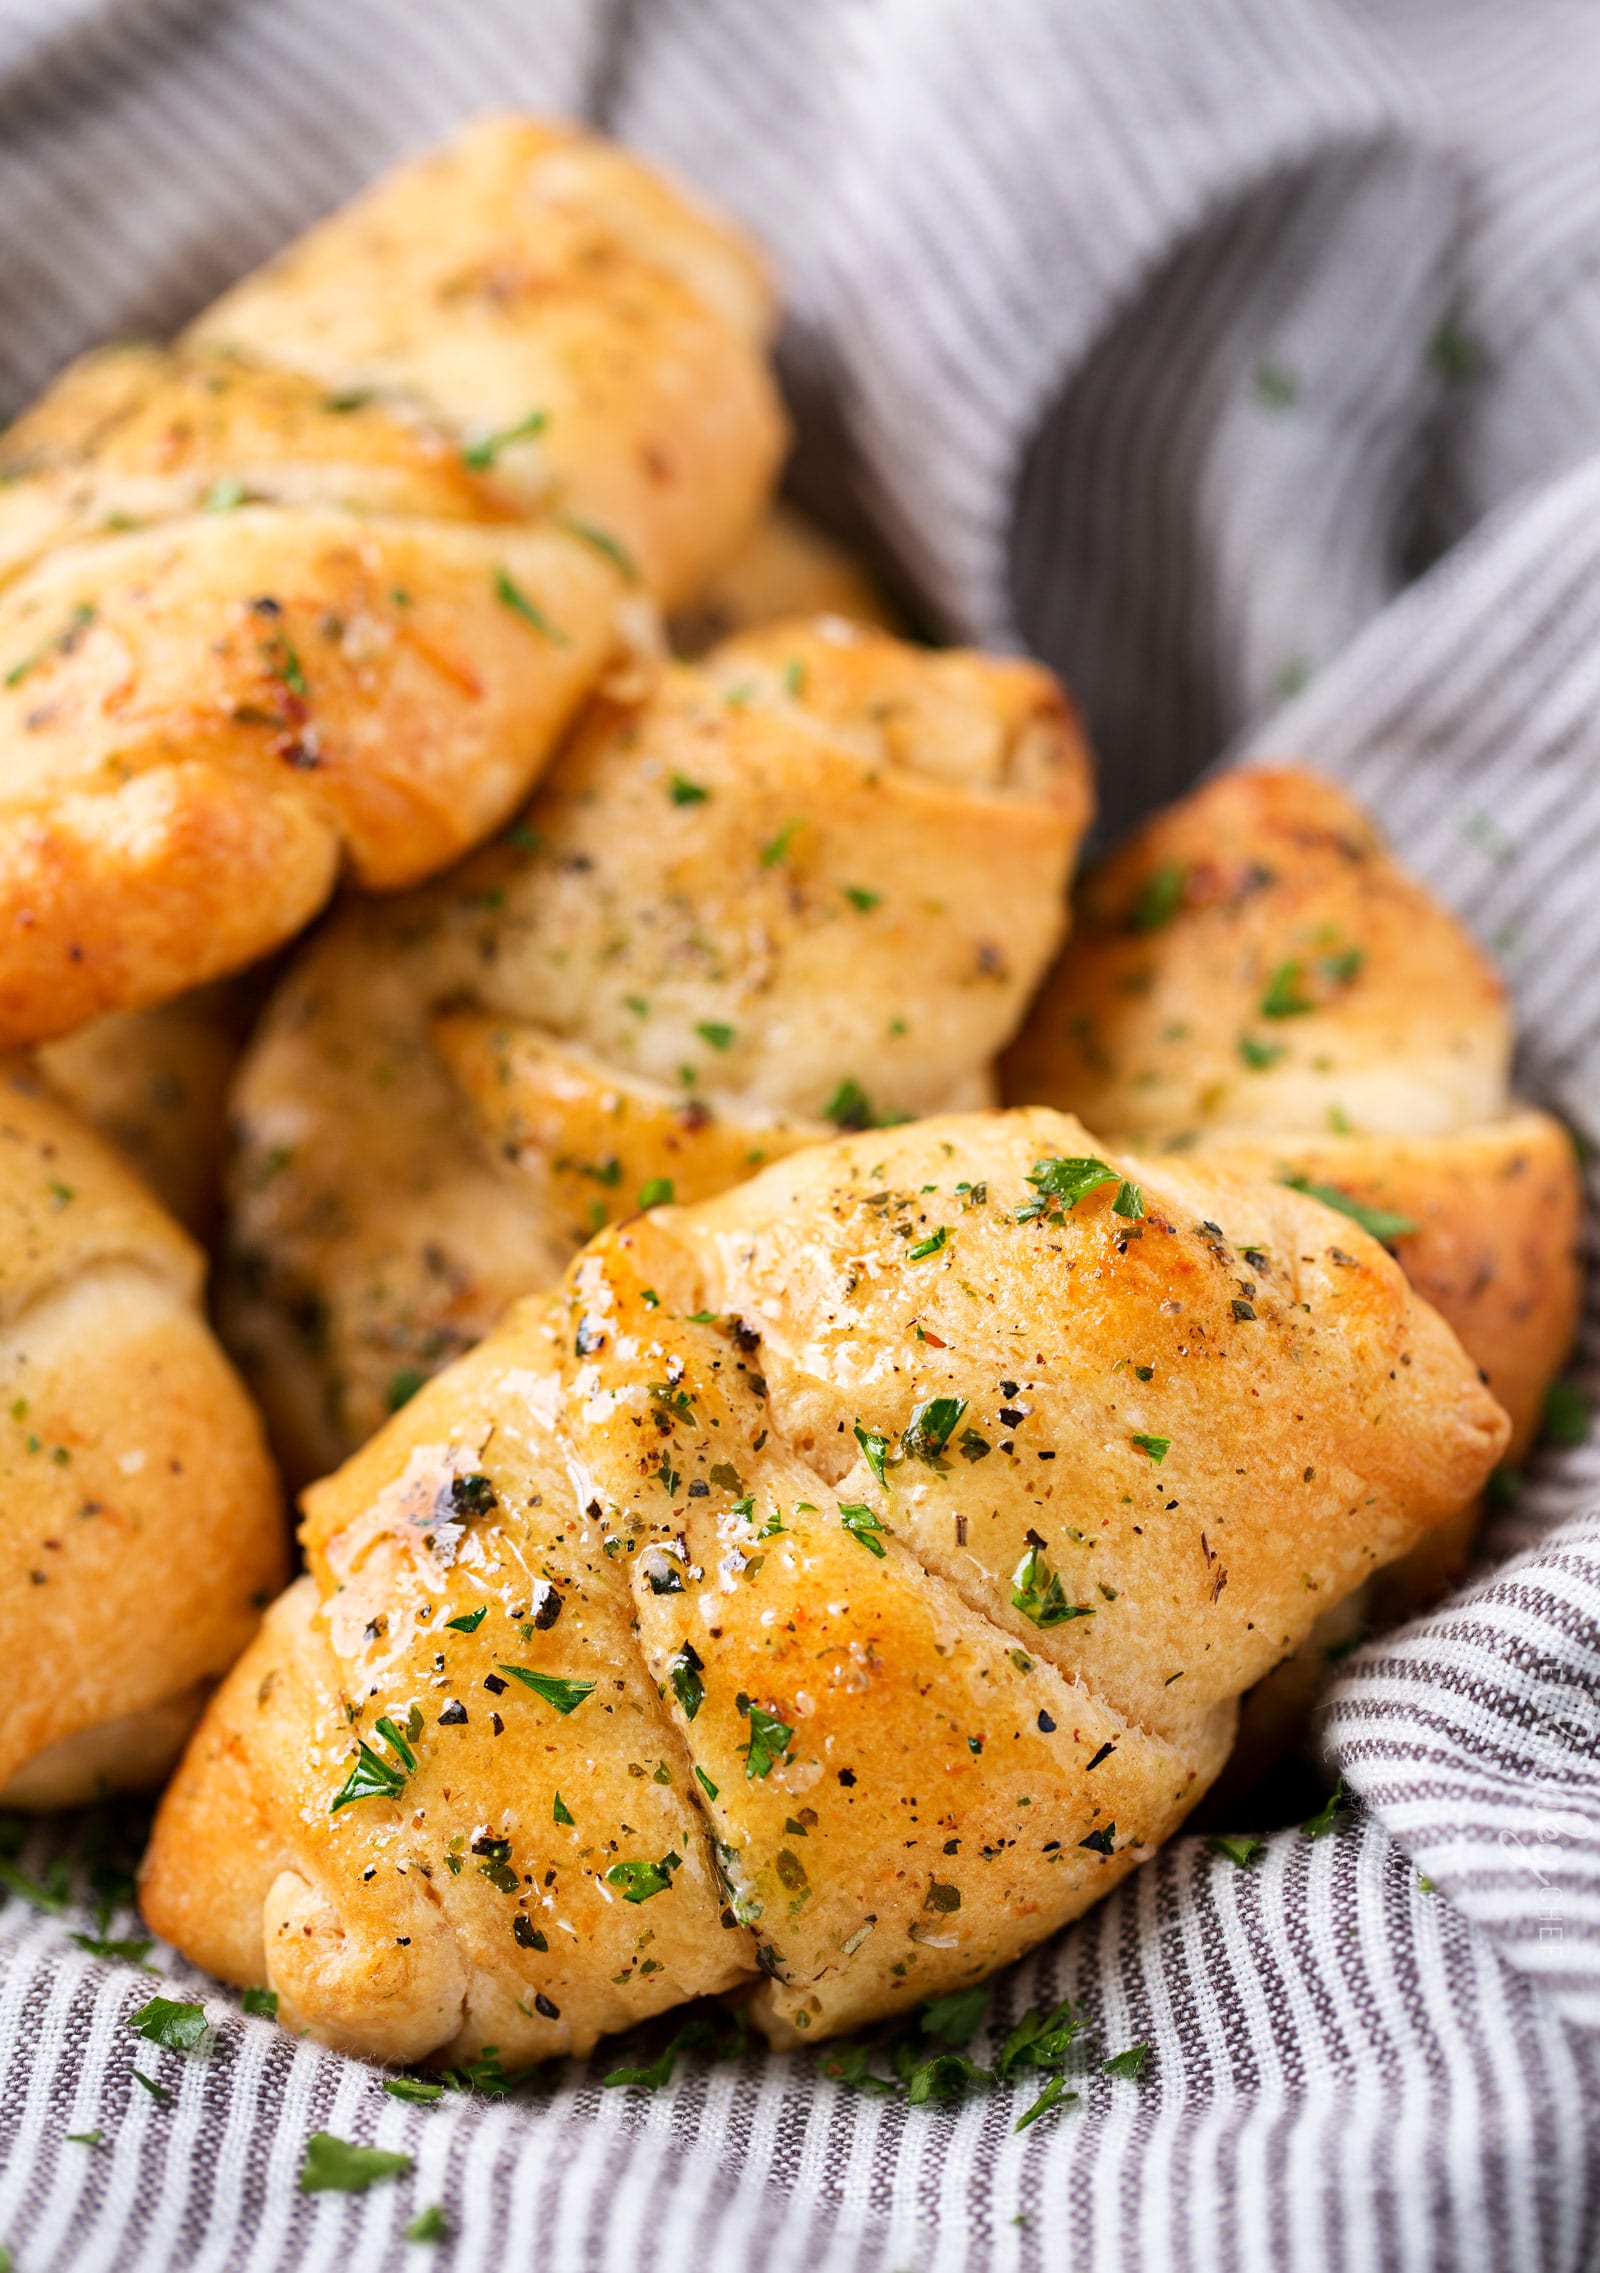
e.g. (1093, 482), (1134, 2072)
(3, 2), (1600, 2267)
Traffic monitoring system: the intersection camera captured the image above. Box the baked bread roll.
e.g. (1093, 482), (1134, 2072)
(222, 617), (1093, 1479)
(1003, 765), (1582, 1780)
(142, 1109), (1506, 2063)
(0, 1063), (283, 1808)
(0, 118), (784, 1048)
(1003, 764), (1581, 1462)
(28, 506), (887, 1243)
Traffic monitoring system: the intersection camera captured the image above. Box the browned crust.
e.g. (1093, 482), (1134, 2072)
(0, 1064), (285, 1801)
(1003, 763), (1509, 1144)
(146, 1108), (1503, 2062)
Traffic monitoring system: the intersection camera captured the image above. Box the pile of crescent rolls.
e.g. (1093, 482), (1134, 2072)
(0, 116), (1577, 2070)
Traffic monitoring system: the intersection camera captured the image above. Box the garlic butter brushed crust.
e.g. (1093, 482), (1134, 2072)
(0, 117), (784, 1046)
(142, 1109), (1505, 2066)
(223, 619), (1092, 1477)
(0, 1065), (283, 1807)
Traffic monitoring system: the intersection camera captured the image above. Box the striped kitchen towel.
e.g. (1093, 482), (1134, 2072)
(1, 2), (1599, 2267)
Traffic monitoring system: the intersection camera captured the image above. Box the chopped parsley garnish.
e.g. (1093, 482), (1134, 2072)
(1112, 1180), (1144, 1220)
(1301, 1778), (1347, 1840)
(1016, 1155), (1120, 1224)
(202, 474), (246, 512)
(605, 1853), (682, 1904)
(1010, 1543), (1093, 1629)
(496, 1667), (595, 1715)
(694, 1765), (719, 1801)
(127, 1996), (207, 2052)
(1209, 1833), (1264, 1867)
(853, 1422), (891, 1485)
(71, 1932), (154, 1969)
(259, 623), (306, 695)
(1239, 1035), (1286, 1070)
(552, 1792), (575, 1826)
(1102, 2043), (1151, 2079)
(387, 1368), (426, 1412)
(760, 820), (799, 868)
(907, 2051), (988, 2104)
(462, 409), (548, 468)
(445, 1606), (487, 1633)
(241, 1986), (278, 2018)
(743, 1701), (794, 1778)
(298, 2132), (414, 2194)
(1259, 962), (1315, 1018)
(1485, 1466), (1522, 1512)
(825, 1078), (873, 1130)
(131, 2070), (171, 2103)
(902, 1395), (968, 1464)
(695, 1021), (736, 1051)
(67, 2129), (104, 2147)
(330, 1715), (418, 1813)
(604, 2015), (719, 2090)
(494, 567), (568, 644)
(1278, 1175), (1416, 1243)
(997, 1997), (1088, 2077)
(1131, 1433), (1170, 1463)
(1014, 2072), (1078, 2132)
(638, 1177), (675, 1208)
(435, 2045), (541, 2097)
(839, 1502), (889, 1558)
(1543, 1380), (1590, 1447)
(383, 2077), (443, 2103)
(1128, 863), (1186, 932)
(0, 1857), (68, 1914)
(555, 514), (637, 581)
(449, 1473), (497, 1518)
(1431, 325), (1483, 386)
(667, 1642), (705, 1720)
(406, 2206), (449, 2242)
(920, 1986), (987, 2044)
(907, 1226), (947, 1260)
(1260, 945), (1365, 1019)
(843, 884), (882, 912)
(669, 772), (710, 806)
(1255, 358), (1298, 407)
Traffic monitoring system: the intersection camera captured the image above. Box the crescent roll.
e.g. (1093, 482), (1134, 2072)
(1003, 765), (1582, 1780)
(0, 1063), (283, 1809)
(0, 117), (784, 1047)
(1003, 763), (1580, 1462)
(141, 1109), (1506, 2063)
(222, 617), (1093, 1479)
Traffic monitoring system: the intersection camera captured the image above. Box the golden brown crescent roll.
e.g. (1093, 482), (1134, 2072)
(0, 1063), (283, 1809)
(1004, 764), (1582, 1788)
(1003, 762), (1580, 1469)
(1002, 765), (1513, 1144)
(0, 117), (785, 1048)
(221, 617), (1093, 1479)
(668, 503), (902, 654)
(190, 115), (779, 607)
(142, 1109), (1507, 2064)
